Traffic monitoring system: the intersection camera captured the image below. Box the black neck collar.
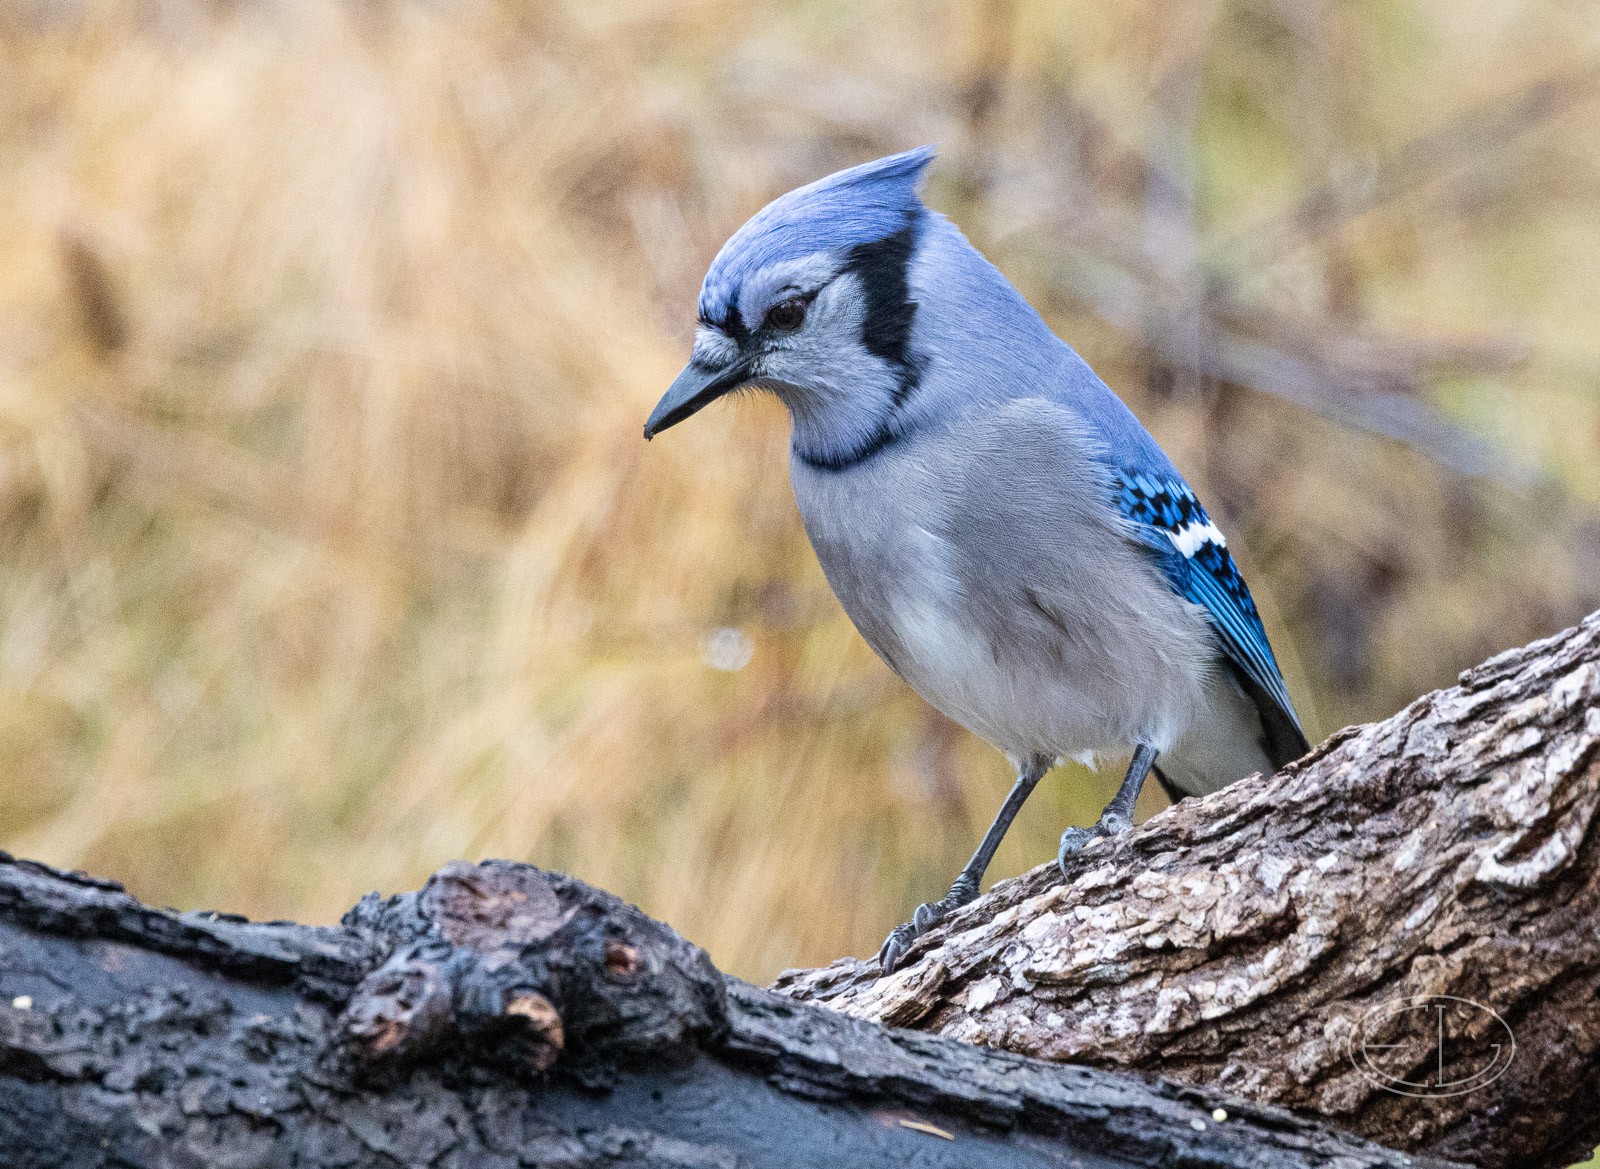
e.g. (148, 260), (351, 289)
(794, 416), (907, 473)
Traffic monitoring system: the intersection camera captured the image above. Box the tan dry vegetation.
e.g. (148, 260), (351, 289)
(0, 0), (1597, 982)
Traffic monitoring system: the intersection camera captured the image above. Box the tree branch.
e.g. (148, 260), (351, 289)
(0, 856), (1440, 1168)
(777, 610), (1600, 1169)
(1, 614), (1595, 1167)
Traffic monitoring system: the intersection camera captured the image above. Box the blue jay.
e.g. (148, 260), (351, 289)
(644, 148), (1309, 972)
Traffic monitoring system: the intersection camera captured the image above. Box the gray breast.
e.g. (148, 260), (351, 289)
(789, 397), (1220, 763)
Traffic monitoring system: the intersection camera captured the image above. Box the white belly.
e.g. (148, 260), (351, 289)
(880, 568), (1172, 763)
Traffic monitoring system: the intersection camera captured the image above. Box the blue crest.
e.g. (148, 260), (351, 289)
(698, 147), (936, 327)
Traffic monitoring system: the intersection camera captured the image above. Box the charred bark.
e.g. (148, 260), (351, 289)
(778, 611), (1600, 1169)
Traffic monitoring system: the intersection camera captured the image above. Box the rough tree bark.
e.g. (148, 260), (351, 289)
(778, 609), (1600, 1169)
(0, 614), (1592, 1169)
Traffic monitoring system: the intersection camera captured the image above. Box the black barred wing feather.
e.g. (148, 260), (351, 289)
(1112, 470), (1309, 766)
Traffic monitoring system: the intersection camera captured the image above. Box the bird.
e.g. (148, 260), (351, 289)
(642, 147), (1310, 973)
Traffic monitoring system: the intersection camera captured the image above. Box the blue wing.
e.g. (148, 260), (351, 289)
(1111, 469), (1307, 760)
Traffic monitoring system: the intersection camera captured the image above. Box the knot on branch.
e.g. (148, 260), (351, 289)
(339, 860), (727, 1077)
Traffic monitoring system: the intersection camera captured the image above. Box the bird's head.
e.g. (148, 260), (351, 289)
(644, 147), (937, 467)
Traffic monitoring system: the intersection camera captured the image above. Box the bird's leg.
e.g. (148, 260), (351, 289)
(878, 756), (1049, 973)
(1057, 743), (1157, 873)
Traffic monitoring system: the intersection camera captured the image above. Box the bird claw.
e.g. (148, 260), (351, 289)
(1057, 810), (1135, 875)
(1056, 826), (1097, 869)
(877, 882), (978, 974)
(877, 921), (920, 974)
(878, 900), (950, 973)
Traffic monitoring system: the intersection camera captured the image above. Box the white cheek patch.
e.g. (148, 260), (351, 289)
(817, 272), (866, 323)
(693, 327), (741, 366)
(1167, 519), (1227, 558)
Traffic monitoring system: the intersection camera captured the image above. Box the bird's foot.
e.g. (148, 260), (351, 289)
(876, 876), (979, 974)
(1056, 809), (1134, 875)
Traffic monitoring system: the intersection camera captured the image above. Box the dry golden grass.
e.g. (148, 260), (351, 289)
(0, 0), (1597, 983)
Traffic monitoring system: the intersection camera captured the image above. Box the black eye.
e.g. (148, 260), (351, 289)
(763, 298), (807, 333)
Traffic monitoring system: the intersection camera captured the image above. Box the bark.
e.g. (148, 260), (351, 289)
(0, 856), (1437, 1169)
(777, 610), (1600, 1169)
(0, 615), (1594, 1169)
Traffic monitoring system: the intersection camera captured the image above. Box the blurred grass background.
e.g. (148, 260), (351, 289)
(0, 0), (1597, 986)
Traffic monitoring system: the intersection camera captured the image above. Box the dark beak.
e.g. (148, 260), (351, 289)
(643, 359), (751, 439)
